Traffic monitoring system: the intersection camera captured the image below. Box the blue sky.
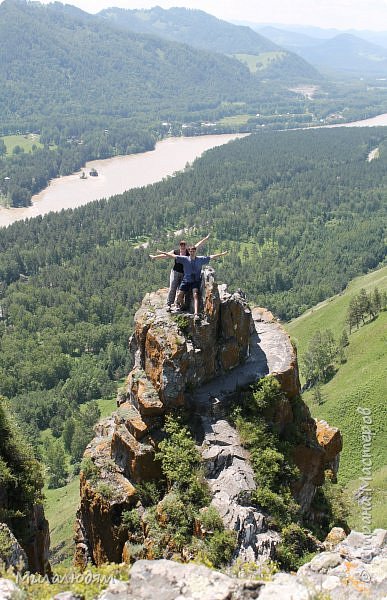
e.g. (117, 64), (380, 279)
(4, 0), (387, 31)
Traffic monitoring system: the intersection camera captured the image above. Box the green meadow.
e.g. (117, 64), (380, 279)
(2, 133), (43, 155)
(234, 51), (286, 73)
(286, 265), (387, 530)
(218, 114), (253, 126)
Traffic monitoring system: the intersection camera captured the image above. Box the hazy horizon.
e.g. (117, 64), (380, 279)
(2, 0), (387, 32)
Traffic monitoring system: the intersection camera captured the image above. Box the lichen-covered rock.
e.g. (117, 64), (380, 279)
(323, 527), (347, 551)
(74, 437), (137, 568)
(296, 529), (387, 599)
(95, 530), (386, 599)
(75, 271), (253, 566)
(75, 269), (341, 567)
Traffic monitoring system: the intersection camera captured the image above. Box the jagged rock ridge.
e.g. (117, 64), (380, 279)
(74, 269), (342, 567)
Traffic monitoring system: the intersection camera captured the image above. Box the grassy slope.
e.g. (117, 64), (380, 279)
(44, 396), (117, 565)
(285, 265), (387, 529)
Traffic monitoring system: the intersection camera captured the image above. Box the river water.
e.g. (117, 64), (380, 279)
(0, 134), (247, 228)
(1, 112), (387, 229)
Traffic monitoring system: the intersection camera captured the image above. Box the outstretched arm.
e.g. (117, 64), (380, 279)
(195, 233), (210, 250)
(149, 249), (174, 259)
(156, 249), (177, 258)
(209, 251), (228, 260)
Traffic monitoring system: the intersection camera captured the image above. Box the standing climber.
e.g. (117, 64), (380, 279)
(157, 245), (228, 322)
(149, 234), (210, 311)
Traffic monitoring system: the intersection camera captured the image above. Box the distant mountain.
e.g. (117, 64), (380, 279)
(296, 33), (387, 76)
(255, 26), (326, 51)
(98, 6), (321, 82)
(241, 22), (387, 77)
(352, 30), (387, 50)
(0, 0), (266, 129)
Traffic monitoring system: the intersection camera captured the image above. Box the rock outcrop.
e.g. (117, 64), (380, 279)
(0, 523), (28, 572)
(22, 504), (51, 576)
(0, 488), (50, 576)
(75, 269), (342, 567)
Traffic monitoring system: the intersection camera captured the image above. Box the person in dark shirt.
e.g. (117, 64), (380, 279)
(157, 245), (227, 321)
(149, 234), (210, 310)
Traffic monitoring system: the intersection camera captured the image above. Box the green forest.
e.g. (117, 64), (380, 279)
(2, 0), (387, 207)
(0, 127), (386, 473)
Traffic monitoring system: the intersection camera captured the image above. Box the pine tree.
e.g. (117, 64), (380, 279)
(357, 288), (371, 323)
(371, 287), (381, 315)
(45, 439), (68, 489)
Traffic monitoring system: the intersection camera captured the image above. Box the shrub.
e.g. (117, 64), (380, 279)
(253, 486), (299, 525)
(252, 376), (284, 413)
(80, 457), (99, 482)
(198, 505), (224, 533)
(121, 509), (142, 534)
(136, 480), (165, 507)
(95, 482), (114, 500)
(231, 557), (278, 581)
(276, 523), (316, 571)
(205, 529), (237, 568)
(155, 416), (201, 491)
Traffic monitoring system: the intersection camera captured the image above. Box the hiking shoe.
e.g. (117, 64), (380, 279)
(194, 314), (200, 323)
(166, 305), (171, 312)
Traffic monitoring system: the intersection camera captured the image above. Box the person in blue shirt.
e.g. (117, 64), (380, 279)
(157, 245), (228, 321)
(149, 234), (210, 311)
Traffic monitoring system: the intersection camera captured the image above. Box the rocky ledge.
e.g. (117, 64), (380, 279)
(74, 269), (342, 567)
(1, 529), (386, 599)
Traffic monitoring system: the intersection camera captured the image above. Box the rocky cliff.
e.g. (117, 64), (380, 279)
(74, 269), (342, 567)
(0, 400), (51, 576)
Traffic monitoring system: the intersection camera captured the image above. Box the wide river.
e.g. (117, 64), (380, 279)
(0, 134), (249, 229)
(1, 112), (387, 228)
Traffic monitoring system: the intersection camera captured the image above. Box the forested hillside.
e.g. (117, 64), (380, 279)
(0, 128), (386, 469)
(98, 6), (320, 81)
(0, 0), (259, 130)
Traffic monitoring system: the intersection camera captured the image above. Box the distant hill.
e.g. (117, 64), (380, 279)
(0, 0), (265, 130)
(98, 6), (321, 82)
(256, 26), (329, 51)
(296, 33), (387, 76)
(249, 23), (387, 77)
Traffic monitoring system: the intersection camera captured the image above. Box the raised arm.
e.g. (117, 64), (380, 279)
(195, 233), (210, 250)
(209, 251), (228, 260)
